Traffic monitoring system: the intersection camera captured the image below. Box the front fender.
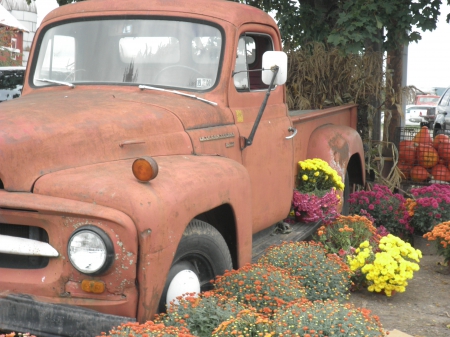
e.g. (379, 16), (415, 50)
(306, 124), (365, 185)
(33, 155), (253, 320)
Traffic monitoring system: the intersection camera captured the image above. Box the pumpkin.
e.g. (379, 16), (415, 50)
(433, 134), (450, 149)
(399, 145), (416, 164)
(412, 126), (433, 145)
(399, 140), (415, 150)
(397, 162), (412, 180)
(431, 164), (450, 182)
(438, 143), (450, 161)
(416, 146), (439, 168)
(410, 166), (429, 182)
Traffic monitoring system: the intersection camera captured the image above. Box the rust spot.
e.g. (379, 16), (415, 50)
(140, 228), (152, 239)
(328, 133), (349, 168)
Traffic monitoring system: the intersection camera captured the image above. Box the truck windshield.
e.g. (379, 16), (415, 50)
(32, 19), (222, 91)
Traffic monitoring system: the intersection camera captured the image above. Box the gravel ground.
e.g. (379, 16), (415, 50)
(348, 240), (450, 337)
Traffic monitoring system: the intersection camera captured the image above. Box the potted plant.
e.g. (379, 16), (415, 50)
(347, 234), (422, 296)
(423, 221), (450, 265)
(289, 158), (343, 223)
(313, 214), (380, 254)
(348, 184), (413, 239)
(258, 241), (352, 302)
(408, 184), (450, 236)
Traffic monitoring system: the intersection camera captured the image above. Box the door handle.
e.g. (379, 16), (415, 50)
(285, 127), (297, 139)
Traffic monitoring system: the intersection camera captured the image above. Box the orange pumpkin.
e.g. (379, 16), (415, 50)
(399, 146), (416, 164)
(410, 166), (429, 182)
(412, 126), (433, 145)
(416, 146), (439, 168)
(398, 162), (412, 180)
(438, 143), (450, 161)
(433, 134), (450, 149)
(431, 164), (450, 182)
(399, 140), (415, 150)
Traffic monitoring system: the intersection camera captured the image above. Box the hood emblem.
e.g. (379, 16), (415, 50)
(199, 132), (235, 142)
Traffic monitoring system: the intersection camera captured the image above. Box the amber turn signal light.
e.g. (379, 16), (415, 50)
(81, 279), (105, 294)
(132, 156), (159, 182)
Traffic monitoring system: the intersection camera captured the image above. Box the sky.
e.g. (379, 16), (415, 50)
(407, 3), (450, 93)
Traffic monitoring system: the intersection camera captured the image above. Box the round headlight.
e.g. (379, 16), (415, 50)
(68, 226), (114, 275)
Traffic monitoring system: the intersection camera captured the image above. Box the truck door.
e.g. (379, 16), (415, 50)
(228, 28), (294, 233)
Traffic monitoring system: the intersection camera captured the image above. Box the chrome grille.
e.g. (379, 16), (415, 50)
(0, 224), (50, 269)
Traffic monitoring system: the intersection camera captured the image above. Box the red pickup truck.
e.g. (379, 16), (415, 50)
(0, 0), (365, 336)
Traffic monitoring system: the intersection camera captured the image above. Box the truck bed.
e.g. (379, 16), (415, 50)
(251, 220), (322, 262)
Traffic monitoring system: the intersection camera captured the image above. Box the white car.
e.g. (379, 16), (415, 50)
(405, 105), (436, 125)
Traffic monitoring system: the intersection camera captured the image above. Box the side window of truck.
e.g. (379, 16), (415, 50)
(234, 34), (273, 92)
(36, 35), (75, 83)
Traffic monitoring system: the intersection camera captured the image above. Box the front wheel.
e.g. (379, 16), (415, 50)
(158, 219), (233, 312)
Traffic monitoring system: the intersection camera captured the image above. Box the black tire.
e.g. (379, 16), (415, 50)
(341, 172), (350, 216)
(158, 219), (232, 312)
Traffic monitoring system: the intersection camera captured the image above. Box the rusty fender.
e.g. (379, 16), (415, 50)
(306, 124), (365, 184)
(33, 154), (253, 321)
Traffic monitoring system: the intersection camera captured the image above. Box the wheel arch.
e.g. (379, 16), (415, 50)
(306, 124), (365, 186)
(195, 203), (238, 269)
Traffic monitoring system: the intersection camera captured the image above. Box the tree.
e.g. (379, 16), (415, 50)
(26, 0), (84, 6)
(243, 0), (443, 53)
(243, 0), (446, 146)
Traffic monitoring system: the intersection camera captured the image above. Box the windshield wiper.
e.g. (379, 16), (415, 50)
(139, 85), (217, 106)
(36, 78), (75, 88)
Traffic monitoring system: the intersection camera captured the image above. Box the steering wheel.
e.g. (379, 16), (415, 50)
(154, 65), (204, 83)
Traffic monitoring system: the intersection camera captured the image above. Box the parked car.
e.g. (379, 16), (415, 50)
(405, 105), (436, 126)
(0, 66), (25, 102)
(433, 87), (450, 136)
(415, 94), (440, 106)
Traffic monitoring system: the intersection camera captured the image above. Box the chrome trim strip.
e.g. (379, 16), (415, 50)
(0, 234), (59, 257)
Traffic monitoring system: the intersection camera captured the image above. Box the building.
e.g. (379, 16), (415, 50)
(0, 0), (36, 66)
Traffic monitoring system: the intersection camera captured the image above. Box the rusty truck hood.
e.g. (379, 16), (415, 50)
(0, 87), (229, 192)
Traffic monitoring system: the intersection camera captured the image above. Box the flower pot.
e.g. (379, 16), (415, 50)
(413, 234), (437, 255)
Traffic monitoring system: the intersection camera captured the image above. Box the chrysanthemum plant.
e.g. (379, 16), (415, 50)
(212, 263), (307, 316)
(211, 308), (274, 337)
(297, 158), (345, 193)
(349, 184), (413, 239)
(347, 234), (422, 296)
(153, 291), (246, 337)
(288, 158), (344, 223)
(423, 221), (450, 263)
(290, 189), (340, 223)
(273, 299), (386, 337)
(408, 184), (450, 235)
(313, 214), (380, 255)
(97, 321), (196, 337)
(258, 241), (352, 302)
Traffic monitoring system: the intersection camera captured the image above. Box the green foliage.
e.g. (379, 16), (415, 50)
(98, 321), (196, 337)
(212, 308), (274, 337)
(213, 263), (307, 315)
(26, 0), (85, 5)
(242, 0), (443, 53)
(273, 299), (385, 336)
(313, 214), (380, 254)
(153, 292), (246, 337)
(258, 241), (352, 302)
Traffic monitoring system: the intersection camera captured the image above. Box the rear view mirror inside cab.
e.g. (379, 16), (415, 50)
(261, 51), (287, 86)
